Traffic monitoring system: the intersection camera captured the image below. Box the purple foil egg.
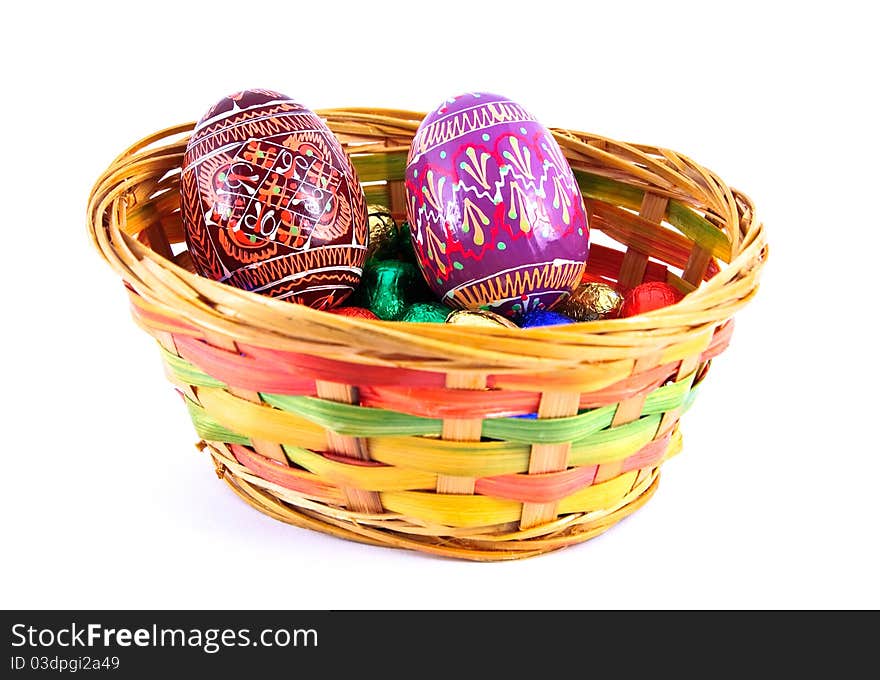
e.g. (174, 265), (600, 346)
(405, 92), (589, 319)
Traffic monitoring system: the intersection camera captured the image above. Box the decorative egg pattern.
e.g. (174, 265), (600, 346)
(180, 89), (367, 308)
(405, 92), (589, 318)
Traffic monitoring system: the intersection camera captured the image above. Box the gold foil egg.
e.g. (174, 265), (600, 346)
(365, 205), (399, 261)
(556, 282), (623, 321)
(445, 309), (518, 329)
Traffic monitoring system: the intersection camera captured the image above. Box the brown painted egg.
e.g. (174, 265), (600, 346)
(180, 89), (367, 309)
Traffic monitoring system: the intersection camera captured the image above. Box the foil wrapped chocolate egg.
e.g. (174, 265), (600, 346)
(354, 260), (431, 321)
(619, 281), (683, 317)
(400, 302), (450, 323)
(180, 89), (367, 309)
(329, 306), (378, 320)
(405, 92), (589, 319)
(520, 309), (574, 327)
(445, 309), (518, 329)
(365, 205), (399, 261)
(556, 282), (623, 321)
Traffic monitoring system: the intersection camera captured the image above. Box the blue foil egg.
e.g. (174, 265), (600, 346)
(520, 309), (574, 327)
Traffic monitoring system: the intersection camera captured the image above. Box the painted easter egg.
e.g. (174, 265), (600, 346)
(180, 89), (367, 309)
(405, 92), (589, 318)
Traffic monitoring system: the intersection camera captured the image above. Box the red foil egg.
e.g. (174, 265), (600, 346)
(180, 89), (367, 309)
(328, 306), (378, 320)
(619, 281), (684, 317)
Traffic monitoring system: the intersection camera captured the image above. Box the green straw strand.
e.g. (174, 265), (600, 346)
(184, 396), (250, 445)
(162, 347), (226, 388)
(261, 393), (442, 437)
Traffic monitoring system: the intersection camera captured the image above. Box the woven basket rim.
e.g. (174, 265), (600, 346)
(87, 108), (767, 373)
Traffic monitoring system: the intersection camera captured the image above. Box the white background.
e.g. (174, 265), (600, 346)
(2, 0), (877, 609)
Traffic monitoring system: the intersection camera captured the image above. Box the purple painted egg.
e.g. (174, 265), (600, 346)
(405, 92), (589, 318)
(180, 89), (367, 309)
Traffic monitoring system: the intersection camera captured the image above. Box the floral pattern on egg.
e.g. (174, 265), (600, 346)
(405, 92), (589, 318)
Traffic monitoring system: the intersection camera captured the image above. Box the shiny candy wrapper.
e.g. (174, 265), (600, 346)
(365, 205), (399, 262)
(556, 282), (623, 321)
(355, 259), (425, 321)
(397, 221), (417, 264)
(400, 302), (450, 323)
(619, 281), (683, 318)
(329, 306), (379, 320)
(445, 309), (518, 329)
(520, 309), (574, 328)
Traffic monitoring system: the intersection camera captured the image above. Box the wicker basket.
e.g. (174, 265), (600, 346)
(87, 109), (766, 561)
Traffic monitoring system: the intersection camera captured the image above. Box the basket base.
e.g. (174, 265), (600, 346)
(207, 442), (660, 561)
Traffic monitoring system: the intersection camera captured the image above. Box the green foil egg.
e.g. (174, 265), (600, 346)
(356, 260), (425, 320)
(400, 301), (450, 323)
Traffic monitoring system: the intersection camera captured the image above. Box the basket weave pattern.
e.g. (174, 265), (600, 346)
(87, 110), (766, 560)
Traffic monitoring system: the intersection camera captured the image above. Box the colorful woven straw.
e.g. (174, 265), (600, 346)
(87, 110), (766, 560)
